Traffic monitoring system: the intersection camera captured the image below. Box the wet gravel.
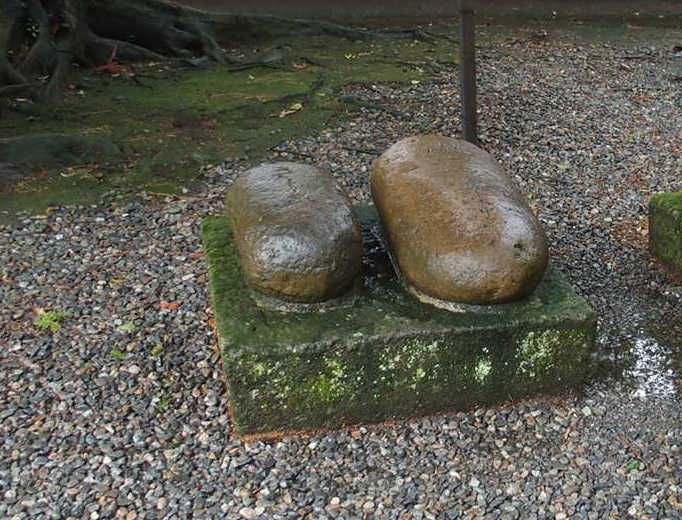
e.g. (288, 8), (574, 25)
(2, 25), (682, 519)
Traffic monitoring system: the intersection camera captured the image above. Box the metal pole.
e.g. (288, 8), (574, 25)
(459, 0), (477, 145)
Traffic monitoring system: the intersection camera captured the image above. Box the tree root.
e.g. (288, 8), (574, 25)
(1, 0), (448, 103)
(0, 82), (42, 99)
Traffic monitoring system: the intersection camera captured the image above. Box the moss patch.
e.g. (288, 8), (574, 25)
(202, 211), (597, 437)
(649, 192), (682, 281)
(0, 34), (457, 223)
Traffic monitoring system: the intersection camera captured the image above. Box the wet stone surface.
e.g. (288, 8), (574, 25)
(226, 162), (363, 305)
(372, 135), (548, 306)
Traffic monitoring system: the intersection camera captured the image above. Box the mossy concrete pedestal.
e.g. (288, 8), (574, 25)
(203, 213), (596, 438)
(650, 192), (682, 281)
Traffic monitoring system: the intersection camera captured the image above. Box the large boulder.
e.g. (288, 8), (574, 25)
(226, 162), (363, 304)
(371, 135), (548, 306)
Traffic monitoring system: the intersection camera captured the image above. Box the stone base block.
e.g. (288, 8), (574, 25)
(202, 214), (596, 438)
(650, 192), (682, 281)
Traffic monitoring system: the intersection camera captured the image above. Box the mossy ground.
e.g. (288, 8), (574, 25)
(202, 214), (596, 437)
(0, 33), (458, 223)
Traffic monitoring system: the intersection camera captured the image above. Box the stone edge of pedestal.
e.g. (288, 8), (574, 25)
(202, 215), (597, 438)
(649, 192), (682, 282)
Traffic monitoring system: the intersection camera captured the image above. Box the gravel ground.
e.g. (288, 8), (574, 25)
(2, 25), (682, 520)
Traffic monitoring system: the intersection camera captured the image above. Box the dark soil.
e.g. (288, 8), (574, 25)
(185, 0), (682, 26)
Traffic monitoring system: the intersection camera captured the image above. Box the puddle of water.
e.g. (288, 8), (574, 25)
(627, 333), (678, 398)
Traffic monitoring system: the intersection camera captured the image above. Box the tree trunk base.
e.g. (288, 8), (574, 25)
(0, 0), (438, 103)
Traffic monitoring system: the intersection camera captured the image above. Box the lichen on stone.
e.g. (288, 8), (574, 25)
(474, 357), (493, 384)
(518, 330), (560, 378)
(307, 358), (350, 403)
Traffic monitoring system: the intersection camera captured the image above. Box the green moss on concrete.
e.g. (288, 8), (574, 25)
(474, 355), (493, 384)
(649, 192), (682, 281)
(202, 214), (597, 437)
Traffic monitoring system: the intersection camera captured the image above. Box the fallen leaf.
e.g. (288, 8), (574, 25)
(118, 321), (136, 332)
(111, 349), (126, 360)
(668, 494), (682, 510)
(278, 102), (303, 118)
(160, 300), (181, 311)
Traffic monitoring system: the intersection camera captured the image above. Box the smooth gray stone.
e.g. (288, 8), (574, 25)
(226, 162), (363, 304)
(371, 135), (548, 305)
